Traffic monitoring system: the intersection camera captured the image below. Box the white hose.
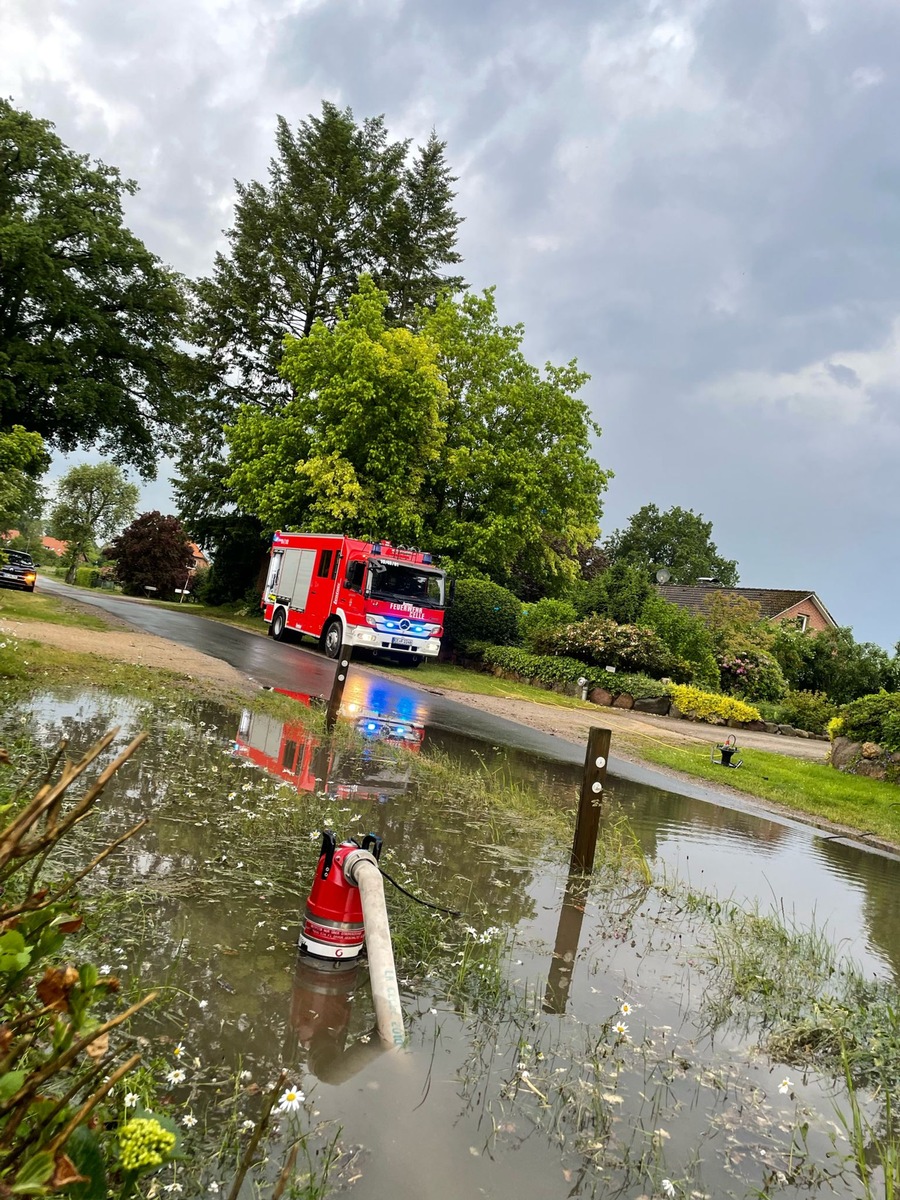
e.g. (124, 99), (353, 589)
(343, 850), (406, 1049)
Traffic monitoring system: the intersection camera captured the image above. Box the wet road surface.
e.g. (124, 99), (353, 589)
(31, 576), (856, 819)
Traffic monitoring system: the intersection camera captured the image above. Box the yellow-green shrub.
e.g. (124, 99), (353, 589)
(667, 683), (761, 725)
(827, 715), (844, 741)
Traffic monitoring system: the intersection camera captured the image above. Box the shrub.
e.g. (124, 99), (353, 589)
(519, 598), (577, 651)
(444, 579), (521, 648)
(668, 684), (761, 725)
(74, 565), (101, 588)
(480, 645), (667, 699)
(533, 615), (678, 678)
(833, 691), (900, 752)
(778, 690), (837, 735)
(717, 649), (787, 702)
(640, 594), (720, 689)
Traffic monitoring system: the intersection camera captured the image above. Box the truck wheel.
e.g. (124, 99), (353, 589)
(321, 619), (343, 659)
(271, 607), (288, 641)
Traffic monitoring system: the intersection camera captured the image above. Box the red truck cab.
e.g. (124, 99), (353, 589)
(262, 532), (447, 663)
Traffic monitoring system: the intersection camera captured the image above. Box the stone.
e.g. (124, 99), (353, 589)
(612, 693), (634, 709)
(589, 687), (613, 706)
(763, 722), (780, 735)
(795, 729), (810, 739)
(668, 703), (683, 721)
(829, 737), (859, 771)
(744, 719), (767, 732)
(633, 696), (671, 716)
(861, 741), (881, 759)
(726, 718), (743, 729)
(776, 724), (795, 736)
(854, 759), (887, 780)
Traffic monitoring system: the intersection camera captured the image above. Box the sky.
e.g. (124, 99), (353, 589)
(3, 0), (899, 648)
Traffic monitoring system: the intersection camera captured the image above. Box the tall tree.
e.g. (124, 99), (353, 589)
(47, 463), (138, 582)
(225, 280), (609, 596)
(176, 103), (463, 551)
(0, 100), (188, 477)
(110, 512), (194, 598)
(420, 289), (608, 594)
(226, 276), (446, 545)
(0, 426), (47, 532)
(606, 504), (739, 587)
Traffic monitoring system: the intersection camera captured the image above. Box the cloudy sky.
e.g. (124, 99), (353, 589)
(4, 0), (899, 648)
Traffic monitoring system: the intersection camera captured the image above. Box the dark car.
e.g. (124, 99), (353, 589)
(0, 550), (37, 593)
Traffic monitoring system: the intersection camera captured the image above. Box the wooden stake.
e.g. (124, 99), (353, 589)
(570, 727), (611, 874)
(325, 646), (353, 733)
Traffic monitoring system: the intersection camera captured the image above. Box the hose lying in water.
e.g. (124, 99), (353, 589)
(343, 848), (406, 1049)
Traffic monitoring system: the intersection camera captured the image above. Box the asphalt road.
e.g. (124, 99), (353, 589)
(36, 575), (772, 805)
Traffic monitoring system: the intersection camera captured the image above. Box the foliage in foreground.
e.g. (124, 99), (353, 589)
(832, 691), (900, 752)
(0, 729), (173, 1193)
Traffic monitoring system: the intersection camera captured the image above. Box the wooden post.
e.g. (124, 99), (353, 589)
(569, 727), (611, 874)
(325, 646), (353, 733)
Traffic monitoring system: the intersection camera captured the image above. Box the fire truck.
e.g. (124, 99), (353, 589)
(262, 532), (448, 663)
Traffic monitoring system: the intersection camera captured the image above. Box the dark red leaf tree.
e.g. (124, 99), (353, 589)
(109, 511), (195, 598)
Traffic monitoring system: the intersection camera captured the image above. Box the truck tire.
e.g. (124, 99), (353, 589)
(271, 607), (288, 641)
(321, 619), (343, 660)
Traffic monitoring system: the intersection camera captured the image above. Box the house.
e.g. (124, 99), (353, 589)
(188, 543), (209, 571)
(1, 531), (68, 558)
(656, 585), (838, 633)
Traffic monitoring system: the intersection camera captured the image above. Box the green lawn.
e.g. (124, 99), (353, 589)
(378, 658), (598, 711)
(0, 586), (109, 630)
(632, 734), (900, 846)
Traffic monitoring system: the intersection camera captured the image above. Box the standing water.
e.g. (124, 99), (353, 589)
(4, 687), (900, 1198)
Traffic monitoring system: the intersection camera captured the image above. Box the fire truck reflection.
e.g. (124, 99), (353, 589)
(289, 956), (385, 1084)
(232, 694), (424, 801)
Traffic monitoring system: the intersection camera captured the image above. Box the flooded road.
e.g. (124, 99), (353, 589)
(5, 685), (900, 1199)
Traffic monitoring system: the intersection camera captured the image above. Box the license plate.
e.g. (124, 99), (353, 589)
(390, 638), (415, 650)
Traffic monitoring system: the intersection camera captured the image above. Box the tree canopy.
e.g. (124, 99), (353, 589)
(0, 101), (188, 478)
(225, 280), (609, 594)
(605, 503), (739, 587)
(47, 463), (138, 582)
(0, 426), (47, 531)
(110, 512), (194, 598)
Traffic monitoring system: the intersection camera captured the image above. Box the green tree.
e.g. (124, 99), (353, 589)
(771, 623), (893, 704)
(226, 277), (447, 544)
(640, 593), (719, 688)
(606, 504), (739, 587)
(47, 464), (138, 582)
(572, 560), (652, 623)
(0, 100), (188, 477)
(176, 103), (463, 579)
(110, 511), (195, 598)
(420, 289), (608, 595)
(0, 426), (47, 531)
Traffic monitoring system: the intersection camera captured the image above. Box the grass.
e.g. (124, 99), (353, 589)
(0, 583), (110, 629)
(630, 733), (900, 846)
(380, 658), (597, 711)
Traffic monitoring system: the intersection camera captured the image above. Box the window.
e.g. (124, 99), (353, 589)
(795, 614), (809, 632)
(317, 549), (333, 578)
(344, 561), (364, 592)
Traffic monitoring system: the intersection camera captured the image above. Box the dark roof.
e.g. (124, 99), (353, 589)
(656, 585), (837, 625)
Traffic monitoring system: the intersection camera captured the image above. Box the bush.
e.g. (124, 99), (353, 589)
(533, 615), (679, 678)
(640, 594), (720, 689)
(778, 690), (837, 735)
(74, 565), (101, 588)
(479, 645), (667, 699)
(718, 649), (787, 702)
(667, 684), (761, 725)
(519, 598), (577, 651)
(444, 579), (521, 649)
(832, 691), (900, 752)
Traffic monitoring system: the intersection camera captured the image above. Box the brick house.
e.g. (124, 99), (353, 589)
(657, 585), (838, 633)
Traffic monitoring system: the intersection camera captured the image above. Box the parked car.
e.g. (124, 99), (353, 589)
(0, 550), (37, 593)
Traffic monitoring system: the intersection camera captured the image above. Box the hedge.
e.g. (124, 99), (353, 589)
(74, 567), (102, 589)
(444, 579), (521, 648)
(479, 645), (667, 699)
(831, 691), (900, 752)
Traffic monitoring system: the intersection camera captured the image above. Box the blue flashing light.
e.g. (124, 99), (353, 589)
(365, 721), (379, 733)
(372, 542), (382, 554)
(422, 553), (432, 564)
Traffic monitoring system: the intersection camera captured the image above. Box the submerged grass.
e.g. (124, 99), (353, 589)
(378, 658), (597, 711)
(630, 733), (900, 848)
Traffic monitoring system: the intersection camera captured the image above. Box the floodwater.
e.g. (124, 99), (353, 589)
(5, 687), (900, 1198)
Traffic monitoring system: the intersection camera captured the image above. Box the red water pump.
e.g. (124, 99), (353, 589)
(300, 831), (383, 965)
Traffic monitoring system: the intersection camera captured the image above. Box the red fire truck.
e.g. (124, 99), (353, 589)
(262, 532), (448, 663)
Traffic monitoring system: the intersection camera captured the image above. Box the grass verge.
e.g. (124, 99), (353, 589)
(0, 583), (110, 629)
(630, 733), (900, 846)
(380, 658), (597, 711)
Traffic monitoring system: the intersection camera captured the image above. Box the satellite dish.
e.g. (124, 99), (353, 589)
(655, 568), (671, 584)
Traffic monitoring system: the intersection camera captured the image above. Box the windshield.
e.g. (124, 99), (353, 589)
(368, 563), (445, 608)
